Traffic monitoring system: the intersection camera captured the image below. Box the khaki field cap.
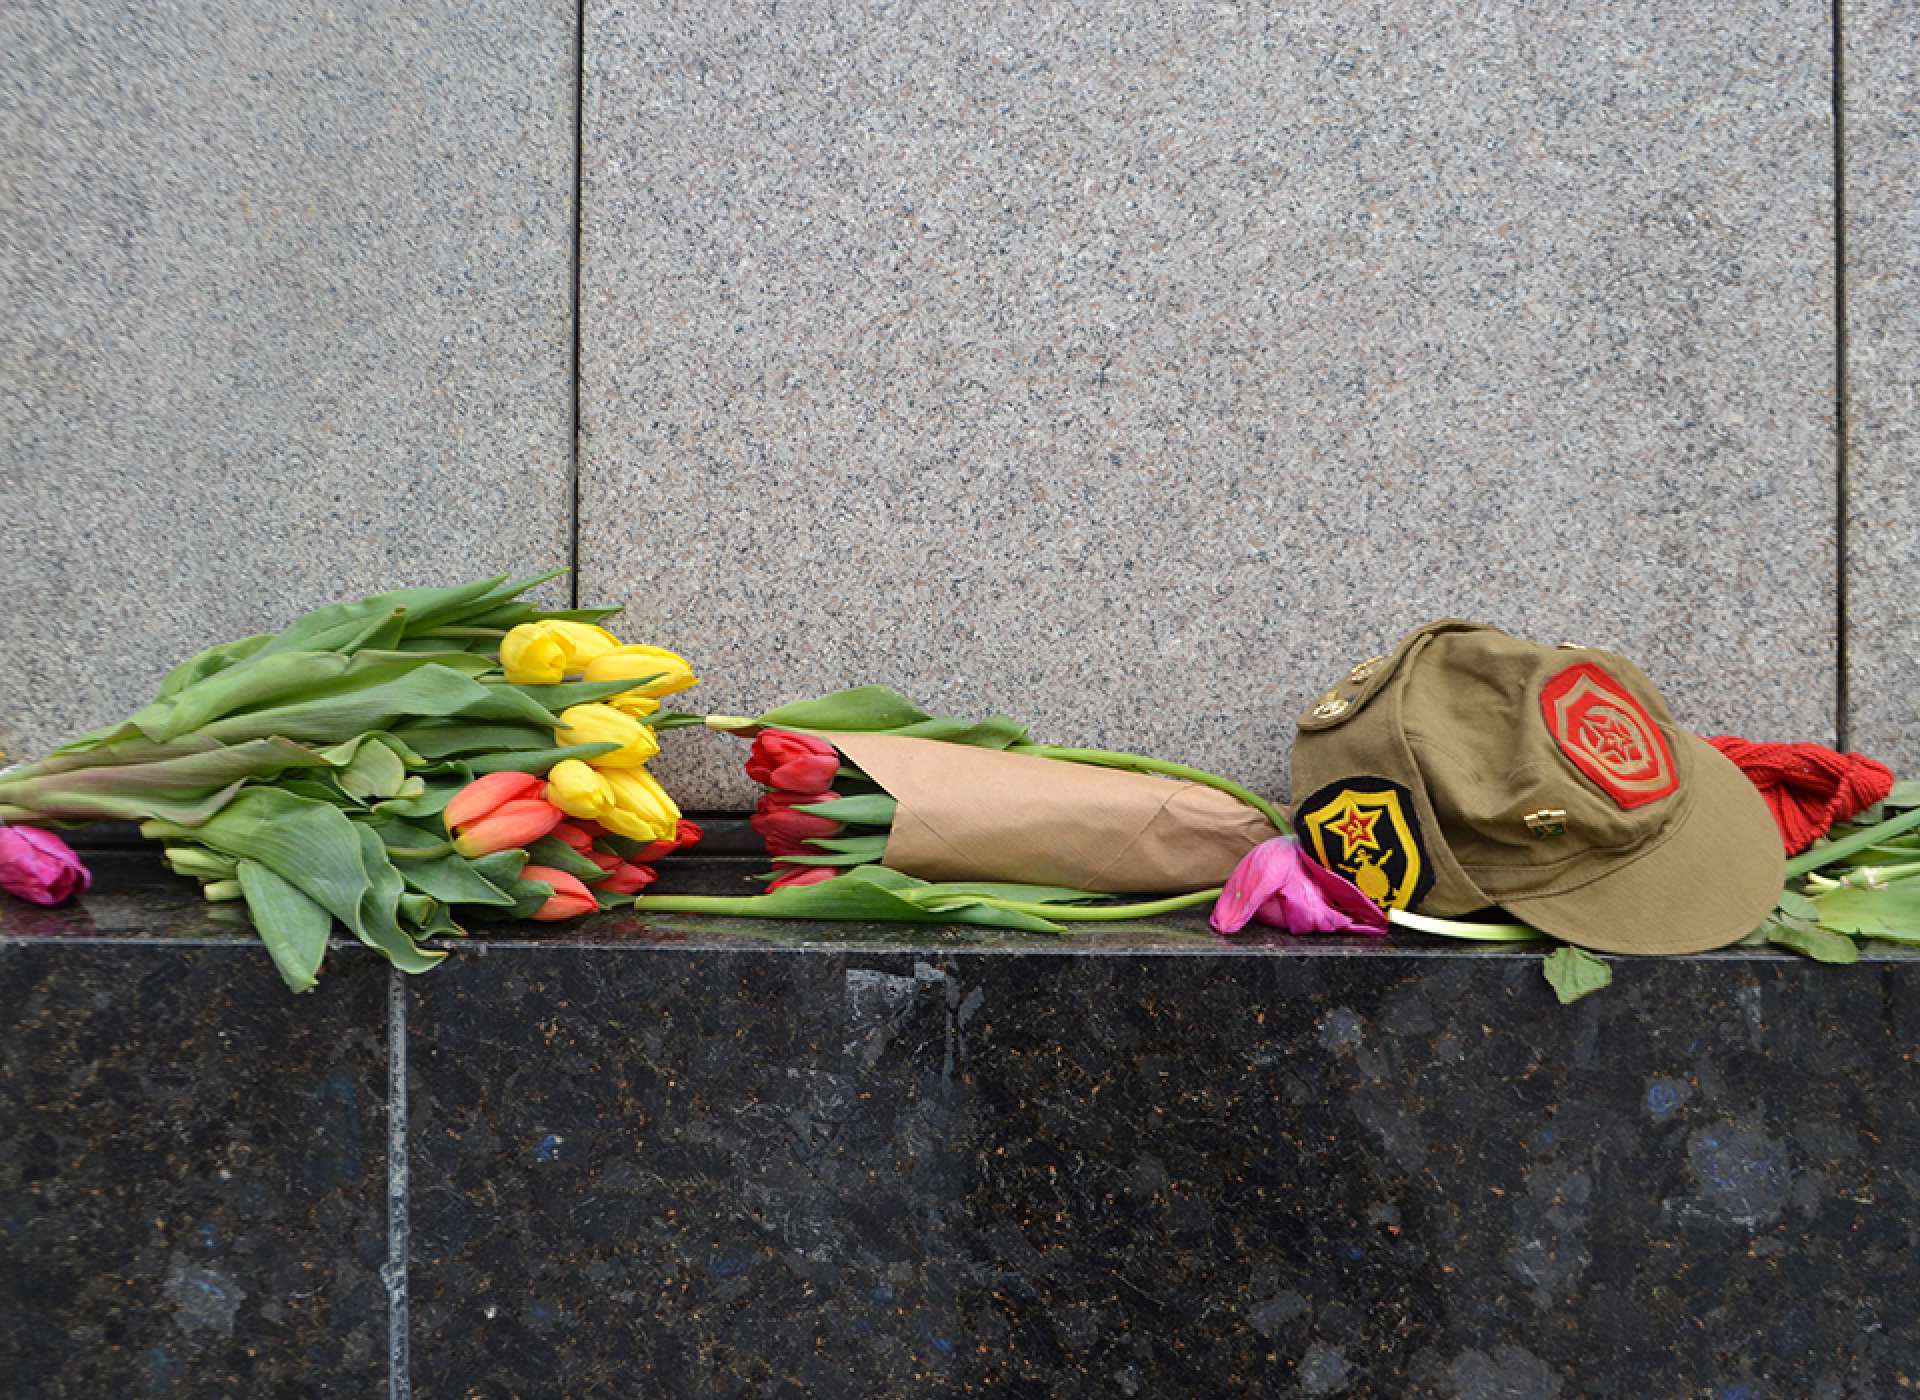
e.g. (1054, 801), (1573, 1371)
(1288, 621), (1784, 955)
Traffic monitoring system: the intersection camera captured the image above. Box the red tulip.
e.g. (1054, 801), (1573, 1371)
(0, 825), (92, 906)
(1210, 837), (1388, 937)
(746, 730), (841, 793)
(750, 790), (841, 851)
(768, 864), (839, 891)
(444, 771), (544, 832)
(628, 818), (703, 865)
(549, 822), (597, 853)
(520, 864), (599, 921)
(596, 861), (658, 895)
(452, 798), (564, 858)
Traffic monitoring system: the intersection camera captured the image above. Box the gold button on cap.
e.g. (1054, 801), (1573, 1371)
(1348, 655), (1385, 683)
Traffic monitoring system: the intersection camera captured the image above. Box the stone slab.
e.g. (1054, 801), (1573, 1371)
(0, 2), (577, 765)
(1843, 0), (1920, 773)
(0, 942), (390, 1396)
(408, 942), (1920, 1397)
(580, 0), (1839, 808)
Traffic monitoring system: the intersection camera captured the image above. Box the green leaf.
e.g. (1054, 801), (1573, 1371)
(524, 835), (608, 881)
(196, 663), (566, 745)
(1765, 918), (1860, 964)
(1776, 890), (1820, 923)
(237, 859), (334, 994)
(634, 864), (1069, 934)
(153, 632), (273, 702)
(1886, 780), (1920, 810)
(752, 687), (932, 732)
(499, 679), (644, 714)
(1542, 947), (1613, 1004)
(334, 735), (411, 801)
(395, 852), (518, 907)
(801, 833), (893, 857)
(798, 794), (897, 826)
(387, 722), (555, 760)
(463, 742), (619, 777)
(469, 848), (531, 887)
(1812, 885), (1920, 940)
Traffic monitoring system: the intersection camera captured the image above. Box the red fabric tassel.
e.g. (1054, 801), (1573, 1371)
(1706, 735), (1895, 855)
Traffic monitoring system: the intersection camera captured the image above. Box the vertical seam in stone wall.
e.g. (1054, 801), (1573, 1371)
(384, 968), (412, 1400)
(567, 0), (588, 609)
(1831, 0), (1851, 749)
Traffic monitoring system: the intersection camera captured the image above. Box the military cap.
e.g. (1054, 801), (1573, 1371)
(1289, 621), (1783, 955)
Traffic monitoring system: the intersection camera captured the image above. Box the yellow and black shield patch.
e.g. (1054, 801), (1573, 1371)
(1295, 777), (1433, 911)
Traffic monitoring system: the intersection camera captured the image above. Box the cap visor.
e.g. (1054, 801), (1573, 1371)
(1497, 733), (1785, 955)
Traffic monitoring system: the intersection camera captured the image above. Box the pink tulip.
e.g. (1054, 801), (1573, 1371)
(1210, 836), (1389, 937)
(0, 825), (92, 906)
(451, 798), (565, 858)
(520, 864), (599, 921)
(443, 770), (545, 832)
(768, 864), (839, 890)
(746, 730), (842, 793)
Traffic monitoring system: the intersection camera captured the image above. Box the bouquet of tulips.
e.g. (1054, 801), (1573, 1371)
(0, 572), (700, 992)
(627, 686), (1300, 933)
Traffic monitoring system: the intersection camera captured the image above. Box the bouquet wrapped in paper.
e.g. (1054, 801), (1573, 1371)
(631, 686), (1302, 933)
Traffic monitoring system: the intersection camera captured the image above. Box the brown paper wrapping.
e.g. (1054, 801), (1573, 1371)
(830, 733), (1283, 893)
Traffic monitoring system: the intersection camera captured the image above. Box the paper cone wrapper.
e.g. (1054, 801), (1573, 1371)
(831, 733), (1283, 893)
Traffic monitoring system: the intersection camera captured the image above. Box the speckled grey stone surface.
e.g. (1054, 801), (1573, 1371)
(0, 3), (576, 764)
(580, 0), (1840, 808)
(1844, 0), (1920, 774)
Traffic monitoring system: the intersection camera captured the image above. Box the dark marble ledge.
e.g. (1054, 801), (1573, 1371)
(9, 819), (1917, 963)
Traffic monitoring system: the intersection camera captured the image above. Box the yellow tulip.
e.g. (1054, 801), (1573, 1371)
(499, 624), (570, 685)
(498, 620), (625, 684)
(545, 759), (615, 821)
(582, 644), (699, 701)
(600, 766), (681, 843)
(605, 691), (662, 719)
(542, 620), (623, 668)
(555, 703), (659, 768)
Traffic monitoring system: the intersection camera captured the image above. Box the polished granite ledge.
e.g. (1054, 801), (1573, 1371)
(5, 827), (1919, 1398)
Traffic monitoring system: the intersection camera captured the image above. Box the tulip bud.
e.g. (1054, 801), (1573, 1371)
(554, 704), (660, 769)
(582, 644), (699, 704)
(548, 821), (597, 853)
(594, 860), (658, 895)
(444, 771), (545, 833)
(751, 790), (842, 849)
(597, 767), (682, 843)
(745, 730), (841, 794)
(627, 818), (703, 865)
(519, 864), (600, 921)
(499, 620), (625, 684)
(768, 864), (839, 891)
(201, 879), (244, 902)
(545, 759), (616, 822)
(452, 798), (565, 858)
(0, 825), (92, 906)
(499, 624), (571, 685)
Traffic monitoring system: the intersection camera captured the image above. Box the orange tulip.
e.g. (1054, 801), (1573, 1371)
(520, 864), (599, 921)
(451, 798), (564, 857)
(443, 771), (544, 833)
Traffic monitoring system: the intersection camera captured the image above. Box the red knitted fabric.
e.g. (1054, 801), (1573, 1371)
(1706, 735), (1895, 855)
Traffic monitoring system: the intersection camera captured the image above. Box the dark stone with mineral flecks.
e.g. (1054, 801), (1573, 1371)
(0, 943), (389, 1398)
(406, 947), (1920, 1398)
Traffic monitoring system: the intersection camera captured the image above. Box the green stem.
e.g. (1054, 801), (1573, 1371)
(1806, 860), (1920, 891)
(1387, 908), (1544, 942)
(1010, 744), (1288, 832)
(632, 895), (786, 917)
(964, 888), (1222, 921)
(1785, 806), (1920, 879)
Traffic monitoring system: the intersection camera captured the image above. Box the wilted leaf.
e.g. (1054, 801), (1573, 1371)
(1542, 946), (1613, 1004)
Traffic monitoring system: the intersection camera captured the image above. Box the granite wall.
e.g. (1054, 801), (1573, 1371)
(3, 1), (1913, 802)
